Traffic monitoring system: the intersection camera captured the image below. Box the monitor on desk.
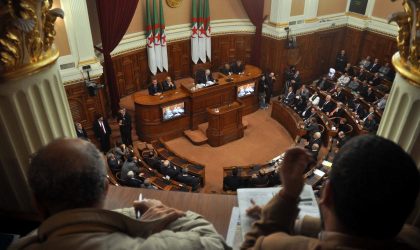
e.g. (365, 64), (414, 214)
(237, 82), (255, 98)
(162, 102), (185, 121)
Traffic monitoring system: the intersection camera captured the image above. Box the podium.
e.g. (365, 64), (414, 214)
(206, 101), (244, 147)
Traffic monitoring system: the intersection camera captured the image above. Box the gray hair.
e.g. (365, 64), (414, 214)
(28, 138), (107, 212)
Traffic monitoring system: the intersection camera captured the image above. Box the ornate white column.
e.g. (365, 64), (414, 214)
(270, 0), (293, 25)
(304, 0), (319, 21)
(377, 0), (420, 228)
(0, 0), (76, 215)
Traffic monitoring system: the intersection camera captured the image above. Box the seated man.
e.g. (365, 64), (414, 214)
(249, 170), (269, 187)
(378, 62), (391, 79)
(231, 60), (245, 74)
(241, 135), (419, 250)
(335, 131), (348, 148)
(315, 76), (332, 91)
(175, 168), (200, 191)
(301, 106), (316, 120)
(120, 156), (140, 181)
(337, 72), (350, 87)
(362, 87), (377, 103)
(327, 68), (336, 79)
(303, 117), (319, 141)
(125, 170), (143, 187)
(161, 76), (176, 92)
(347, 76), (360, 91)
(363, 114), (377, 133)
(309, 93), (320, 106)
(305, 131), (322, 149)
(329, 102), (345, 118)
(223, 167), (243, 191)
(320, 95), (336, 115)
(11, 138), (229, 250)
(332, 87), (346, 103)
(219, 63), (232, 76)
(343, 63), (354, 76)
(376, 94), (389, 111)
(107, 153), (120, 174)
(369, 72), (381, 86)
(283, 87), (295, 106)
(359, 55), (372, 69)
(159, 160), (181, 179)
(337, 117), (349, 133)
(197, 69), (214, 85)
(309, 143), (320, 162)
(367, 58), (381, 73)
(148, 78), (163, 96)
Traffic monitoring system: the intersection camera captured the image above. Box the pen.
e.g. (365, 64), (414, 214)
(136, 193), (143, 219)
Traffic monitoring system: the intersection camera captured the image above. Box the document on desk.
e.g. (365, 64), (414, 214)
(237, 184), (319, 239)
(226, 207), (242, 250)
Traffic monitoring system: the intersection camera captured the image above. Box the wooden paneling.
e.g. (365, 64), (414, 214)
(112, 34), (254, 98)
(65, 79), (109, 130)
(260, 27), (396, 95)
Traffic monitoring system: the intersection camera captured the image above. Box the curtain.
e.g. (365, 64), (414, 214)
(96, 0), (139, 115)
(241, 0), (265, 66)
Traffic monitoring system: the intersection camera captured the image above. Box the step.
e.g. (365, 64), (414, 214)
(184, 129), (208, 146)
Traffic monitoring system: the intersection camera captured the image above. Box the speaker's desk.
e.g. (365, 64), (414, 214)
(134, 65), (262, 141)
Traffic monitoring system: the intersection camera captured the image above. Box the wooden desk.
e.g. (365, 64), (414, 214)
(104, 185), (238, 237)
(207, 101), (244, 147)
(271, 101), (306, 140)
(134, 65), (262, 141)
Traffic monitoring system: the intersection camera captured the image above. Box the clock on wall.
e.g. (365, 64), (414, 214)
(166, 0), (183, 8)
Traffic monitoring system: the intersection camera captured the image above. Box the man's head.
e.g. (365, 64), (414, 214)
(374, 58), (379, 64)
(338, 131), (345, 138)
(75, 122), (82, 130)
(320, 135), (419, 239)
(182, 168), (188, 174)
(28, 138), (108, 216)
(205, 69), (211, 76)
(127, 171), (134, 178)
(236, 60), (242, 65)
(326, 95), (331, 102)
(152, 79), (158, 85)
(163, 160), (170, 167)
(311, 143), (319, 151)
(166, 76), (172, 82)
(313, 132), (321, 139)
(224, 63), (230, 69)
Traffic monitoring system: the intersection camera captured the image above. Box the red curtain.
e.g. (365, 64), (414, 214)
(96, 0), (139, 115)
(241, 0), (265, 66)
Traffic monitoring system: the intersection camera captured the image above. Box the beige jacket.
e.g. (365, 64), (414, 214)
(241, 193), (420, 250)
(9, 208), (230, 250)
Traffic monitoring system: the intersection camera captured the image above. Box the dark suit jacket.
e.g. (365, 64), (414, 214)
(368, 63), (381, 73)
(223, 175), (243, 191)
(321, 101), (336, 113)
(330, 108), (345, 118)
(175, 173), (200, 190)
(334, 91), (347, 103)
(125, 177), (143, 188)
(301, 108), (313, 120)
(117, 113), (132, 132)
(364, 118), (377, 132)
(284, 92), (295, 105)
(344, 66), (354, 76)
(159, 165), (181, 179)
(370, 77), (381, 86)
(75, 127), (88, 140)
(93, 119), (111, 140)
(219, 67), (232, 76)
(197, 73), (214, 84)
(317, 79), (332, 91)
(231, 63), (244, 74)
(148, 83), (163, 95)
(161, 80), (176, 91)
(335, 54), (347, 71)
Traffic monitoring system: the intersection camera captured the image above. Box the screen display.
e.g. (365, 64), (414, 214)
(162, 102), (185, 121)
(237, 82), (255, 98)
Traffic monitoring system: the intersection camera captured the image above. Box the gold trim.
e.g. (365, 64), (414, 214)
(305, 18), (319, 23)
(79, 58), (99, 66)
(392, 52), (420, 87)
(1, 50), (59, 81)
(345, 12), (370, 20)
(268, 21), (289, 28)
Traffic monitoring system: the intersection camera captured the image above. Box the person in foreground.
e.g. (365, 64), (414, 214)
(10, 138), (229, 250)
(241, 135), (420, 250)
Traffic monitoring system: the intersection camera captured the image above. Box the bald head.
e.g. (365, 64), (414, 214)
(29, 138), (107, 215)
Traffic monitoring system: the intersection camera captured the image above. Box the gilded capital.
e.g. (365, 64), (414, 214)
(388, 0), (420, 86)
(0, 0), (64, 80)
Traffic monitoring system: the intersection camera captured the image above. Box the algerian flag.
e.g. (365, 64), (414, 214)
(197, 0), (206, 63)
(204, 0), (211, 61)
(153, 0), (162, 72)
(191, 0), (199, 64)
(159, 0), (168, 71)
(146, 0), (157, 75)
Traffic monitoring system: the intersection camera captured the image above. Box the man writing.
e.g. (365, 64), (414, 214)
(10, 139), (229, 250)
(241, 135), (419, 249)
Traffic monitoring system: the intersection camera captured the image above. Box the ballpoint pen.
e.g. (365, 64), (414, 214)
(136, 193), (143, 219)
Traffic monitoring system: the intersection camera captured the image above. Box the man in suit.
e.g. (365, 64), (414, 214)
(291, 71), (302, 93)
(332, 87), (346, 103)
(159, 160), (180, 179)
(376, 94), (389, 111)
(369, 72), (381, 86)
(117, 108), (132, 146)
(316, 76), (330, 91)
(197, 69), (214, 84)
(335, 49), (347, 72)
(367, 58), (381, 73)
(125, 170), (143, 187)
(265, 72), (275, 105)
(329, 102), (345, 118)
(107, 153), (120, 174)
(175, 168), (200, 191)
(231, 60), (245, 74)
(301, 105), (315, 120)
(93, 113), (112, 152)
(347, 76), (360, 91)
(305, 132), (322, 149)
(161, 76), (176, 92)
(223, 167), (243, 191)
(309, 93), (320, 106)
(378, 62), (391, 79)
(321, 95), (336, 115)
(283, 87), (295, 106)
(335, 131), (348, 149)
(75, 122), (88, 141)
(356, 67), (367, 81)
(359, 55), (372, 69)
(362, 87), (377, 103)
(343, 63), (354, 76)
(120, 156), (140, 181)
(241, 136), (419, 250)
(337, 72), (350, 87)
(249, 170), (269, 187)
(302, 117), (319, 141)
(309, 143), (320, 162)
(219, 63), (232, 76)
(148, 79), (163, 96)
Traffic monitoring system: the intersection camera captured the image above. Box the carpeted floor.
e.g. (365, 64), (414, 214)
(164, 105), (294, 193)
